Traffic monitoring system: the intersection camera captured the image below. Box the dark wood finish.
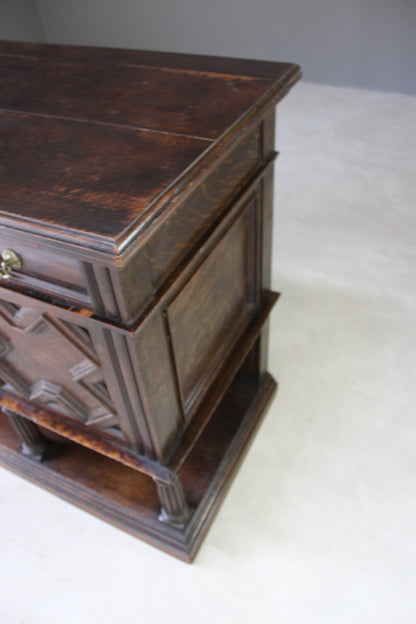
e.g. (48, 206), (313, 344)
(0, 371), (277, 561)
(0, 41), (299, 141)
(0, 110), (209, 238)
(145, 125), (261, 288)
(0, 40), (300, 560)
(0, 290), (278, 479)
(166, 196), (257, 417)
(5, 409), (47, 460)
(155, 475), (192, 529)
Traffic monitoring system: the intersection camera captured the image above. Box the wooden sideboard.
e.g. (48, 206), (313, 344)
(0, 41), (300, 561)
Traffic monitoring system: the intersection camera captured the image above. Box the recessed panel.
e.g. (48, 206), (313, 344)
(167, 202), (256, 416)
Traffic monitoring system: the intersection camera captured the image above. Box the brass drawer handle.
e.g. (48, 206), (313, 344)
(0, 249), (22, 279)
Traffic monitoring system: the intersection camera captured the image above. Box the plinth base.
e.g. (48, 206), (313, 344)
(0, 372), (276, 561)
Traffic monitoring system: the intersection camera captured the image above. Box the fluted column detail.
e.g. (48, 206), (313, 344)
(6, 411), (47, 461)
(155, 474), (192, 529)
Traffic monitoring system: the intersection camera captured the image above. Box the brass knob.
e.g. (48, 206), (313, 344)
(0, 249), (22, 280)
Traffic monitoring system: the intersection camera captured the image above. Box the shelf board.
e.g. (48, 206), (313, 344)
(0, 372), (276, 561)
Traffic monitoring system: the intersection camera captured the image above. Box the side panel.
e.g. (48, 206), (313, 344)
(166, 195), (260, 418)
(145, 124), (262, 293)
(132, 310), (184, 460)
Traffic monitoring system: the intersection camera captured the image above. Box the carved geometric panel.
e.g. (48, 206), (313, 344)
(0, 299), (121, 438)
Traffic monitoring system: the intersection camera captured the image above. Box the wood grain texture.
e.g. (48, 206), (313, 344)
(0, 370), (277, 561)
(0, 41), (300, 558)
(0, 288), (279, 478)
(0, 297), (123, 437)
(0, 40), (298, 81)
(167, 197), (255, 416)
(0, 231), (90, 310)
(145, 124), (261, 289)
(0, 41), (296, 139)
(0, 290), (185, 461)
(132, 310), (184, 461)
(109, 127), (273, 325)
(0, 110), (209, 238)
(0, 40), (300, 255)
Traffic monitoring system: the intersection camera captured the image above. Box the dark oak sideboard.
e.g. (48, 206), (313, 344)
(0, 41), (301, 561)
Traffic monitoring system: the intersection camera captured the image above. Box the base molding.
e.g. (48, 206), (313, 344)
(0, 373), (276, 562)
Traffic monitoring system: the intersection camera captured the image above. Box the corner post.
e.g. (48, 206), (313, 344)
(154, 474), (192, 529)
(5, 410), (47, 461)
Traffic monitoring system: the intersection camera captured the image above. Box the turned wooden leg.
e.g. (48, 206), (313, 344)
(155, 474), (192, 529)
(5, 410), (47, 461)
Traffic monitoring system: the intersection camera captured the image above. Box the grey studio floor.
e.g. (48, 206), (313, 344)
(1, 81), (415, 623)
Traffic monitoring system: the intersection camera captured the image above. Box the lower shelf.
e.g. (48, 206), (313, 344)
(0, 372), (276, 561)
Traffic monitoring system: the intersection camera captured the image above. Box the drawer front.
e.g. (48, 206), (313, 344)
(0, 285), (182, 461)
(0, 294), (122, 439)
(0, 233), (91, 309)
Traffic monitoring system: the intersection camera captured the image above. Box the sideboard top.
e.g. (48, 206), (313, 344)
(0, 40), (300, 257)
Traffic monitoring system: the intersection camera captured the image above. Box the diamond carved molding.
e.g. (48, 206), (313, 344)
(0, 299), (119, 433)
(0, 301), (45, 333)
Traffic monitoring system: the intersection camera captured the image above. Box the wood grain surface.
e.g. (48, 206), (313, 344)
(0, 40), (300, 251)
(0, 40), (300, 558)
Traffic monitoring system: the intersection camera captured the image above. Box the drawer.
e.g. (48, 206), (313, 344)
(0, 186), (265, 462)
(0, 277), (182, 460)
(0, 287), (123, 444)
(0, 233), (92, 309)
